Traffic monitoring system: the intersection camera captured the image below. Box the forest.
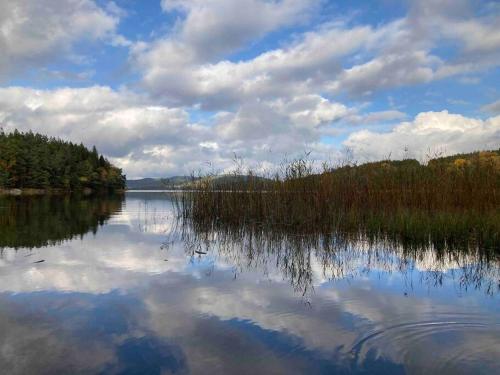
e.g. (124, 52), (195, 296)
(0, 130), (125, 191)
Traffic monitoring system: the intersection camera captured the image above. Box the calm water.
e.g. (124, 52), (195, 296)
(0, 192), (499, 374)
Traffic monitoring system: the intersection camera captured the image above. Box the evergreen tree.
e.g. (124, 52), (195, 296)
(0, 130), (126, 191)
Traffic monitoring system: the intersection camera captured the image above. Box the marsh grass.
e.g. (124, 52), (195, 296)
(178, 150), (500, 252)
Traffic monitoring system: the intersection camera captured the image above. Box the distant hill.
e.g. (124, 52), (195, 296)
(127, 175), (274, 190)
(126, 176), (197, 190)
(203, 174), (274, 189)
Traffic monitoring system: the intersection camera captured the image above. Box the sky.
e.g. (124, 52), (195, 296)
(0, 0), (499, 178)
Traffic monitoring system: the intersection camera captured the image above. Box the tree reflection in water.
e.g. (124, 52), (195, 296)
(0, 194), (124, 249)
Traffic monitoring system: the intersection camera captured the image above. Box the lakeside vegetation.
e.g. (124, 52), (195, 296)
(179, 149), (500, 251)
(0, 130), (125, 192)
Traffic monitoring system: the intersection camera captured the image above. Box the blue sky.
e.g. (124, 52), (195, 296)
(0, 0), (499, 177)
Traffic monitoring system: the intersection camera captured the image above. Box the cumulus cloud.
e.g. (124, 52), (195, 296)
(327, 51), (439, 96)
(0, 86), (194, 158)
(344, 111), (500, 162)
(159, 0), (316, 60)
(133, 23), (374, 107)
(132, 0), (500, 108)
(2, 86), (497, 177)
(216, 95), (349, 142)
(326, 0), (500, 95)
(0, 0), (125, 78)
(0, 86), (358, 177)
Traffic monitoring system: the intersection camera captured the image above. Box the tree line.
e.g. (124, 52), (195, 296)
(0, 130), (125, 191)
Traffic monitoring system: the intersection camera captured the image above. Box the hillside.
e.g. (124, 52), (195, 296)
(126, 176), (197, 190)
(127, 175), (274, 190)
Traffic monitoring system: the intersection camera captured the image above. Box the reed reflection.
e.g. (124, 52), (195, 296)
(172, 203), (499, 297)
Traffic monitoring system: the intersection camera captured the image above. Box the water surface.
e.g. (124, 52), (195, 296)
(0, 192), (499, 374)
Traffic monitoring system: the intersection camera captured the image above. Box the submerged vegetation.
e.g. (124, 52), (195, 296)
(179, 150), (500, 251)
(0, 130), (126, 192)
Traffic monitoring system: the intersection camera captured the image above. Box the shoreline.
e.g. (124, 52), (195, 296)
(0, 188), (125, 196)
(0, 188), (68, 196)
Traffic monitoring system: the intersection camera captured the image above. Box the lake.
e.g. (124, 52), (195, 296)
(0, 192), (499, 374)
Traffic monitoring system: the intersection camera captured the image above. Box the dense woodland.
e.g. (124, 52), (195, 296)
(0, 130), (125, 191)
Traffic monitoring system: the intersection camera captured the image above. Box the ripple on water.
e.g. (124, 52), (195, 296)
(348, 312), (500, 373)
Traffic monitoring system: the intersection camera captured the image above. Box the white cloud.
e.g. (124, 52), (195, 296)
(0, 86), (359, 177)
(272, 95), (350, 128)
(344, 111), (500, 161)
(0, 86), (199, 172)
(134, 24), (373, 107)
(131, 0), (322, 107)
(4, 86), (497, 178)
(159, 0), (316, 60)
(132, 0), (500, 109)
(0, 0), (124, 78)
(327, 51), (439, 96)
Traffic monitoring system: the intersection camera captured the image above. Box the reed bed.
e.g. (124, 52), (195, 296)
(177, 150), (500, 252)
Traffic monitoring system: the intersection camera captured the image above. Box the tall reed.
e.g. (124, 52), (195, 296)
(179, 150), (500, 251)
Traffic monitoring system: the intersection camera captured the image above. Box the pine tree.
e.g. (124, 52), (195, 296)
(0, 130), (125, 191)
